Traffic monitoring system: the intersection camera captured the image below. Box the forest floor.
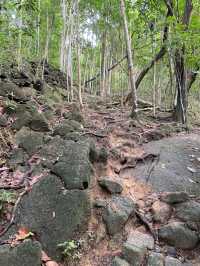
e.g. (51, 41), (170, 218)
(77, 101), (200, 266)
(1, 63), (200, 265)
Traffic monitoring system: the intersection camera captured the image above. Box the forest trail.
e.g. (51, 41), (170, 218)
(77, 103), (200, 266)
(0, 79), (200, 265)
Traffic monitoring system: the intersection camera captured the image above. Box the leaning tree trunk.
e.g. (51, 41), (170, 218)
(120, 0), (137, 118)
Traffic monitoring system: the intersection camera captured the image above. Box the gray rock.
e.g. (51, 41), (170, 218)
(103, 196), (135, 235)
(12, 103), (50, 132)
(29, 113), (50, 132)
(152, 201), (172, 223)
(165, 256), (182, 266)
(12, 111), (32, 131)
(94, 199), (107, 208)
(160, 192), (189, 204)
(0, 115), (7, 126)
(122, 242), (146, 266)
(11, 175), (91, 261)
(0, 240), (41, 266)
(131, 135), (200, 196)
(38, 136), (66, 168)
(98, 177), (123, 194)
(53, 120), (82, 137)
(112, 256), (130, 266)
(15, 127), (44, 155)
(0, 81), (33, 101)
(98, 147), (109, 163)
(158, 222), (198, 249)
(175, 201), (200, 222)
(126, 231), (154, 250)
(51, 140), (93, 189)
(8, 148), (29, 166)
(147, 252), (164, 266)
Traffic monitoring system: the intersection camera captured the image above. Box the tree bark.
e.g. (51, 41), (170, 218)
(174, 0), (193, 124)
(120, 0), (137, 118)
(125, 0), (173, 103)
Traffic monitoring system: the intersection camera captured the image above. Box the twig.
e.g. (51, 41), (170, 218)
(82, 131), (107, 138)
(0, 190), (28, 238)
(146, 154), (160, 183)
(0, 185), (25, 190)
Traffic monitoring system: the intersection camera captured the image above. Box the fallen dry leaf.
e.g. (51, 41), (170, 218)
(15, 227), (34, 241)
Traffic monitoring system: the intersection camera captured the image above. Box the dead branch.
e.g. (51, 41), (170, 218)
(0, 190), (28, 238)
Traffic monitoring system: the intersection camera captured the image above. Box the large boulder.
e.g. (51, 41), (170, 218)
(12, 104), (50, 132)
(51, 140), (93, 189)
(175, 201), (200, 222)
(0, 240), (41, 266)
(10, 175), (91, 261)
(53, 119), (83, 138)
(15, 127), (44, 155)
(158, 222), (198, 249)
(103, 196), (135, 235)
(0, 81), (33, 101)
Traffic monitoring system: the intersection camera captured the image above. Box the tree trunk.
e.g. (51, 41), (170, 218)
(120, 0), (137, 118)
(174, 0), (193, 124)
(100, 30), (107, 98)
(174, 49), (187, 123)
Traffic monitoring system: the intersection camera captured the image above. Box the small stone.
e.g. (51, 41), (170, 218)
(122, 243), (146, 266)
(165, 256), (182, 266)
(0, 115), (7, 127)
(98, 177), (123, 194)
(166, 246), (177, 257)
(152, 201), (172, 223)
(160, 192), (189, 204)
(94, 199), (107, 208)
(126, 231), (154, 250)
(158, 222), (198, 249)
(112, 257), (130, 266)
(175, 201), (200, 222)
(103, 196), (135, 235)
(147, 252), (164, 266)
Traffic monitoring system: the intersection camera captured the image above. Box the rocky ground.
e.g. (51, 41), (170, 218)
(0, 63), (200, 266)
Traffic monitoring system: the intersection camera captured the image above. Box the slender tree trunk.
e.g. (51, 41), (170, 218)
(100, 30), (107, 98)
(120, 0), (137, 118)
(76, 0), (83, 107)
(36, 0), (41, 56)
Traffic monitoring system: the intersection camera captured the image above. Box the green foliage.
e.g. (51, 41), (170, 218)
(57, 240), (82, 261)
(0, 190), (17, 211)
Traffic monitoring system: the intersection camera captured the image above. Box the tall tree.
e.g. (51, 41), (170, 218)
(120, 0), (137, 118)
